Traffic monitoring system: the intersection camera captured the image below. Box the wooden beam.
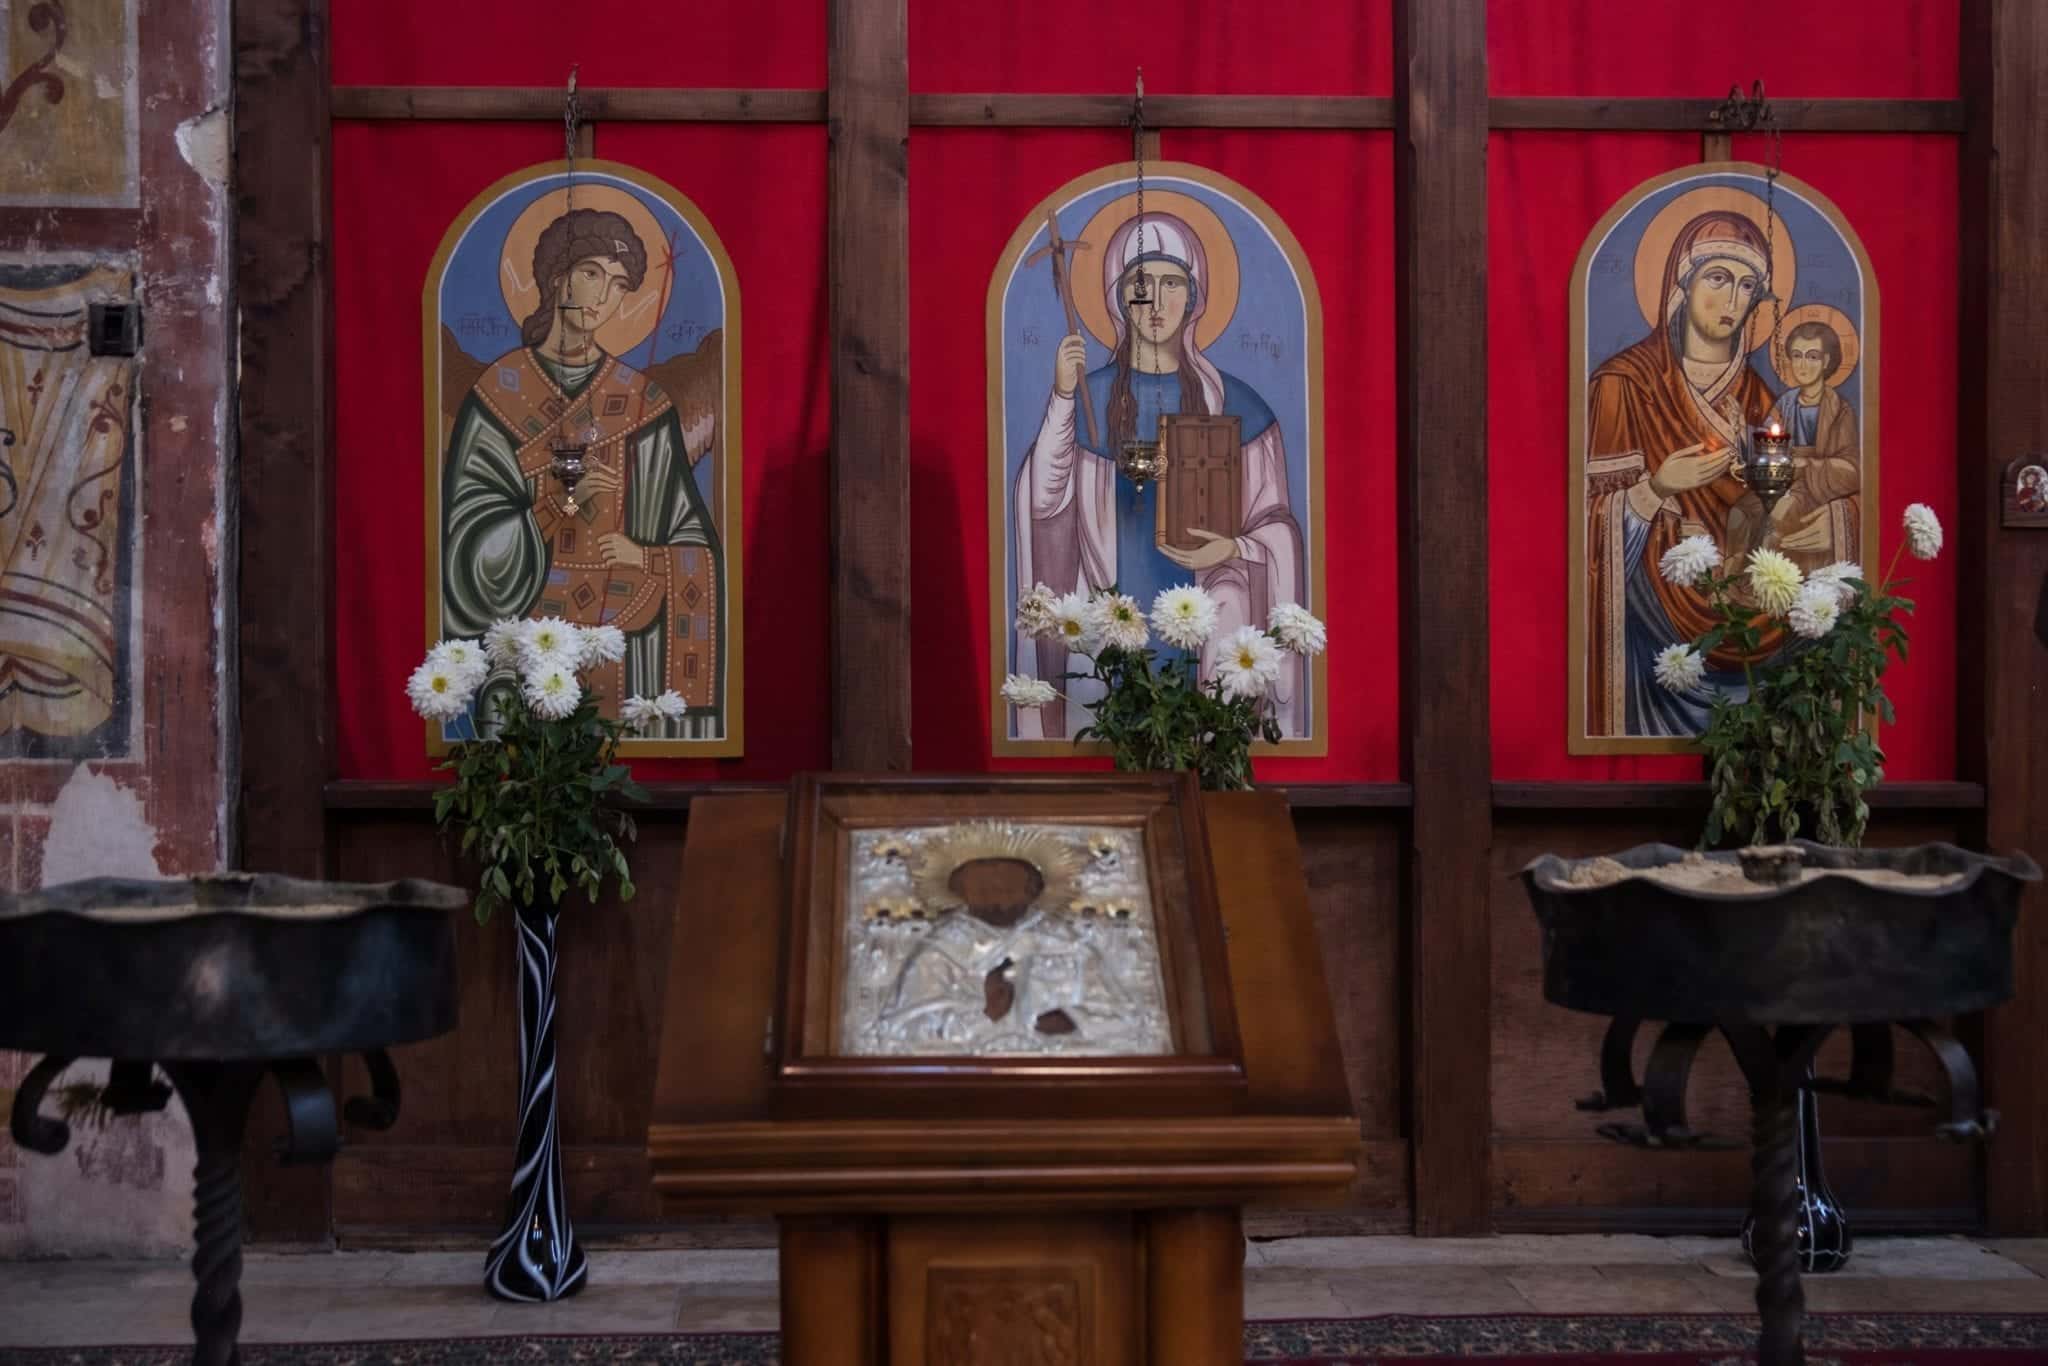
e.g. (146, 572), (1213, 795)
(910, 93), (1395, 128)
(331, 85), (827, 122)
(233, 0), (336, 1244)
(1489, 97), (1965, 134)
(1491, 781), (1987, 812)
(328, 87), (1958, 136)
(321, 779), (1417, 814)
(827, 0), (911, 771)
(322, 779), (784, 812)
(1961, 0), (2048, 1236)
(1395, 0), (1492, 1237)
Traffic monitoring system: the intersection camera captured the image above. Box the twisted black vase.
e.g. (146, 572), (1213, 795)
(484, 897), (588, 1302)
(1741, 1064), (1851, 1274)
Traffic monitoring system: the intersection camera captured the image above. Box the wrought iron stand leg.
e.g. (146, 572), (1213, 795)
(1749, 1087), (1807, 1366)
(164, 1062), (266, 1366)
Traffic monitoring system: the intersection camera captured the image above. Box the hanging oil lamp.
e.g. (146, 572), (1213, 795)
(550, 432), (589, 514)
(1737, 415), (1796, 517)
(548, 75), (591, 518)
(1117, 419), (1170, 489)
(1116, 66), (1163, 490)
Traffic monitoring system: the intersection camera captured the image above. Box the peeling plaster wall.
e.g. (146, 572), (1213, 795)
(0, 0), (234, 1259)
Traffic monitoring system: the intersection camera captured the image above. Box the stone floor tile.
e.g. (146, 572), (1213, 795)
(241, 1250), (404, 1286)
(587, 1247), (778, 1285)
(1504, 1264), (1725, 1313)
(255, 1283), (505, 1342)
(675, 1286), (781, 1332)
(1242, 1267), (1351, 1319)
(1691, 1236), (2036, 1281)
(1323, 1265), (1537, 1316)
(1982, 1238), (2048, 1277)
(0, 1294), (194, 1347)
(1253, 1233), (1694, 1270)
(485, 1283), (688, 1334)
(1800, 1277), (2048, 1313)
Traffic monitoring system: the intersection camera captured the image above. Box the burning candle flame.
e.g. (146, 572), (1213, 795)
(1766, 417), (1784, 439)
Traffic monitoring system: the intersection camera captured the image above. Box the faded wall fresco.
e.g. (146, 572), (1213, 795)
(0, 0), (140, 208)
(0, 0), (231, 1258)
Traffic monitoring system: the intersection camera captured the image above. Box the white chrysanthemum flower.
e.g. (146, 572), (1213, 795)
(1214, 625), (1283, 701)
(1016, 582), (1061, 639)
(1090, 592), (1149, 651)
(1150, 585), (1219, 650)
(1651, 643), (1706, 694)
(1051, 591), (1097, 651)
(579, 623), (627, 667)
(1746, 548), (1804, 617)
(523, 665), (581, 721)
(1904, 502), (1944, 560)
(1657, 534), (1723, 589)
(1788, 581), (1842, 640)
(406, 658), (477, 721)
(426, 638), (489, 688)
(1001, 673), (1057, 708)
(483, 618), (527, 668)
(652, 689), (688, 721)
(1807, 559), (1864, 605)
(517, 617), (584, 675)
(1267, 602), (1327, 656)
(621, 695), (663, 731)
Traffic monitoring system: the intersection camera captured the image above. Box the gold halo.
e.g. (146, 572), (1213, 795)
(1071, 189), (1240, 353)
(1771, 302), (1860, 390)
(909, 821), (1083, 917)
(1632, 184), (1797, 355)
(498, 180), (670, 360)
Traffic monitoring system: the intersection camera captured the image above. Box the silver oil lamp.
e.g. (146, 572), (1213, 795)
(1736, 415), (1796, 518)
(549, 434), (589, 515)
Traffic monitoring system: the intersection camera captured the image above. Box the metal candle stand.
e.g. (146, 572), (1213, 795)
(0, 874), (463, 1366)
(1521, 840), (2037, 1366)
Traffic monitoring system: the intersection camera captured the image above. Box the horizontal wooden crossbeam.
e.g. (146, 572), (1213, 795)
(330, 87), (1963, 134)
(330, 86), (828, 121)
(1489, 96), (1965, 133)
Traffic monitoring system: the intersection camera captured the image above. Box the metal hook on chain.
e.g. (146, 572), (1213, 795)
(1128, 67), (1150, 307)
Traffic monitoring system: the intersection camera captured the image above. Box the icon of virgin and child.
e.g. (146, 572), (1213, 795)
(999, 174), (1319, 746)
(428, 168), (738, 749)
(1578, 173), (1870, 745)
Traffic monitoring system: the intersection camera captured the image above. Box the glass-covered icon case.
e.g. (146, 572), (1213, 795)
(776, 773), (1244, 1117)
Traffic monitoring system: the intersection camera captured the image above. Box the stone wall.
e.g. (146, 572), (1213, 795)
(0, 0), (234, 1257)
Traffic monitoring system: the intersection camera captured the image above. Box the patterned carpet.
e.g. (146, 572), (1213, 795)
(6, 1315), (2048, 1364)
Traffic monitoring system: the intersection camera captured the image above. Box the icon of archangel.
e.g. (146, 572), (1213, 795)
(988, 162), (1326, 756)
(424, 161), (742, 755)
(1569, 163), (1877, 752)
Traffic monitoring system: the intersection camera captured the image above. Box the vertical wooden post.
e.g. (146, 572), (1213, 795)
(781, 1217), (883, 1365)
(233, 0), (336, 1241)
(828, 0), (912, 772)
(1960, 0), (2048, 1236)
(1394, 0), (1493, 1235)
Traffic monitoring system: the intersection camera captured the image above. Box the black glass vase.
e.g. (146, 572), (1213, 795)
(1741, 1064), (1851, 1274)
(483, 897), (589, 1301)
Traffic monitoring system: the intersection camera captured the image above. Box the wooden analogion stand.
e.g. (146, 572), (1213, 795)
(648, 774), (1360, 1363)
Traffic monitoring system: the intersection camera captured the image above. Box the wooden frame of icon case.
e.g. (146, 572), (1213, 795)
(776, 772), (1246, 1118)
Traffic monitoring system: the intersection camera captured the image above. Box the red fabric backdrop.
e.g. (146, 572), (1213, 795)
(330, 0), (824, 89)
(910, 1), (1392, 95)
(1489, 0), (1959, 97)
(327, 1), (1964, 787)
